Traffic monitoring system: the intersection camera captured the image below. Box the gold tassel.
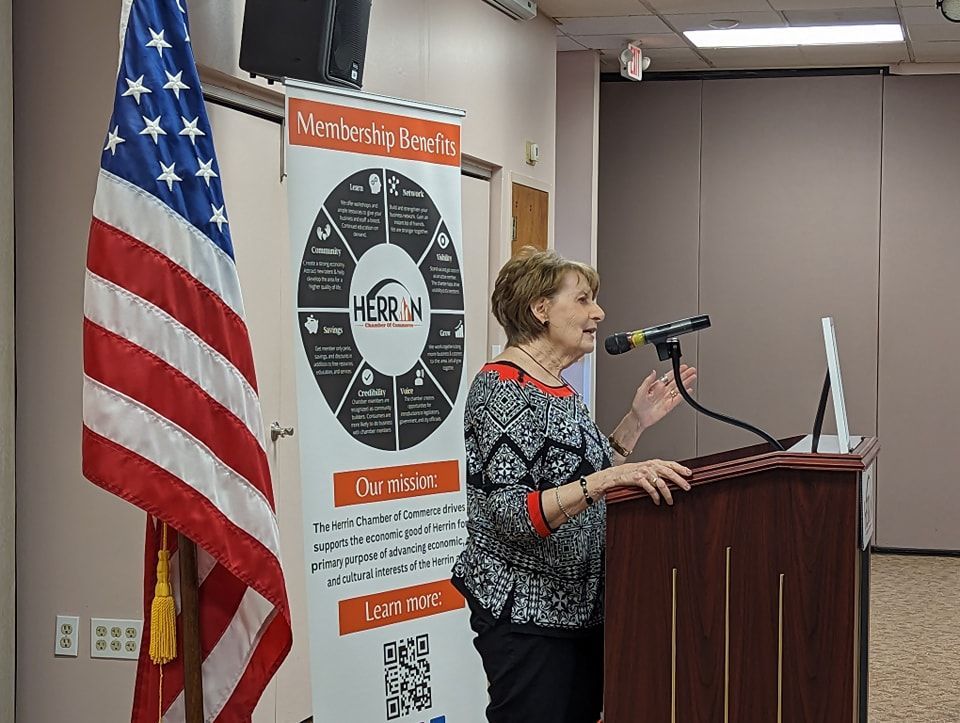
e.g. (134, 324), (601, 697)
(149, 522), (177, 665)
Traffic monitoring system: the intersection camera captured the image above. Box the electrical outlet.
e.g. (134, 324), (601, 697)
(55, 615), (79, 657)
(90, 618), (143, 660)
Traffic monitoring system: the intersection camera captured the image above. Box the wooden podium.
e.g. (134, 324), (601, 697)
(603, 435), (878, 723)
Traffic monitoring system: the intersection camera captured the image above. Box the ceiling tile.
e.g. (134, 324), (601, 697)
(643, 47), (708, 61)
(647, 0), (775, 13)
(634, 33), (692, 48)
(699, 46), (808, 67)
(781, 7), (902, 25)
(895, 0), (937, 7)
(768, 0), (896, 8)
(557, 15), (671, 34)
(538, 0), (649, 18)
(666, 11), (786, 31)
(557, 35), (589, 50)
(575, 34), (643, 49)
(649, 58), (713, 70)
(599, 56), (622, 71)
(644, 51), (712, 70)
(907, 23), (960, 41)
(799, 41), (909, 64)
(912, 41), (960, 60)
(600, 46), (708, 66)
(894, 6), (942, 23)
(572, 32), (687, 49)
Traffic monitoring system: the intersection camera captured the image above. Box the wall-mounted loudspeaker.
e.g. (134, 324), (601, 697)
(239, 0), (373, 90)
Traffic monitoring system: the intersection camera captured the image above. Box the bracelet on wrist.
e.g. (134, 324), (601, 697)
(579, 476), (594, 506)
(608, 435), (632, 458)
(554, 486), (573, 522)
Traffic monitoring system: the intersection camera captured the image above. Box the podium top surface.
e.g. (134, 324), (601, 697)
(605, 434), (879, 505)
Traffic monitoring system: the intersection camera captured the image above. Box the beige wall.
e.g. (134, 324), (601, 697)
(597, 81), (702, 463)
(598, 73), (960, 551)
(361, 0), (559, 348)
(555, 51), (599, 265)
(14, 0), (135, 717)
(555, 50), (600, 406)
(697, 75), (881, 455)
(878, 75), (960, 550)
(191, 0), (559, 277)
(14, 1), (559, 720)
(1, 0), (14, 718)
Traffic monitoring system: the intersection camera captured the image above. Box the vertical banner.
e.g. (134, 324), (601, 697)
(284, 80), (485, 722)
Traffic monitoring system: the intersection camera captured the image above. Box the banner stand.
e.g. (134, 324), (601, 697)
(284, 80), (486, 722)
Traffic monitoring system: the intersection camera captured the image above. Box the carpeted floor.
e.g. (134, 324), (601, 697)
(869, 554), (960, 722)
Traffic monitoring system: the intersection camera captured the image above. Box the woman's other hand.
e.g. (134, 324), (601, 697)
(629, 364), (697, 431)
(598, 459), (692, 506)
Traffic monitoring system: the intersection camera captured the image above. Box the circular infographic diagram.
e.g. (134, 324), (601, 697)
(297, 168), (465, 451)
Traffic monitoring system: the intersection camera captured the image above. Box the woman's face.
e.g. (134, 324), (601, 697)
(536, 271), (605, 361)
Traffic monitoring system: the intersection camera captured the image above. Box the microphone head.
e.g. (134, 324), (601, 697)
(604, 333), (632, 355)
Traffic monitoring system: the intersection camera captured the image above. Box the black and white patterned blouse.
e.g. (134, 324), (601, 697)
(451, 361), (612, 632)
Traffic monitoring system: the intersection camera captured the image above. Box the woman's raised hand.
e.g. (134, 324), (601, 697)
(600, 459), (692, 506)
(629, 364), (697, 431)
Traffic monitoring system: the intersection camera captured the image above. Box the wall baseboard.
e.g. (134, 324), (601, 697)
(873, 546), (960, 558)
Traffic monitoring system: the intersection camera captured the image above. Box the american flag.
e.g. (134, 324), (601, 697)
(81, 0), (292, 720)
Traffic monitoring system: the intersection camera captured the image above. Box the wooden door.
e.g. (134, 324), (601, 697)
(511, 182), (548, 256)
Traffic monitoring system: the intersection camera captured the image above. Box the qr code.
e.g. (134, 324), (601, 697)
(384, 634), (432, 720)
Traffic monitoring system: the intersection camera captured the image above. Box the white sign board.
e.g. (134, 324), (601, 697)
(285, 80), (485, 723)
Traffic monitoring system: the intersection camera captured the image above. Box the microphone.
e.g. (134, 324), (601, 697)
(604, 315), (711, 355)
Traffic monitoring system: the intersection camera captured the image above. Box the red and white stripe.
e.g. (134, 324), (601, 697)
(83, 168), (291, 722)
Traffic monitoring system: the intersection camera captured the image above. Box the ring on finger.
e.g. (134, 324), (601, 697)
(659, 374), (669, 385)
(669, 389), (678, 398)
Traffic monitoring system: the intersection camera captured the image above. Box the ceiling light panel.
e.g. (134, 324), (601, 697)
(686, 24), (905, 48)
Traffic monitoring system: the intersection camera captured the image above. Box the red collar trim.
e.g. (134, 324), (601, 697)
(482, 361), (575, 397)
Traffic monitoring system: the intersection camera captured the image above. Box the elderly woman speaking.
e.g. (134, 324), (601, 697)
(451, 247), (696, 723)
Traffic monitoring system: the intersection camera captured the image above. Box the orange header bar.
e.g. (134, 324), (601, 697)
(288, 98), (461, 166)
(339, 579), (465, 635)
(333, 460), (460, 507)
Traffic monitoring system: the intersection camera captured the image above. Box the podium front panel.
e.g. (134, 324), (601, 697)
(604, 465), (862, 722)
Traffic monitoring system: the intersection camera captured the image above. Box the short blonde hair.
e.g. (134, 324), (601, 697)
(491, 246), (600, 345)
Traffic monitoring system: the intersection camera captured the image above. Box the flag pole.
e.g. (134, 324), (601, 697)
(178, 533), (204, 722)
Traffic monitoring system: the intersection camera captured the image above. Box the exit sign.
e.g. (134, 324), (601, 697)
(620, 42), (645, 81)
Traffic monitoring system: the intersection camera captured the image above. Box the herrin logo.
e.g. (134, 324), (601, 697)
(353, 277), (424, 325)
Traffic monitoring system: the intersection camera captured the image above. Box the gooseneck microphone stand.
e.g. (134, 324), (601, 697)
(657, 338), (785, 452)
